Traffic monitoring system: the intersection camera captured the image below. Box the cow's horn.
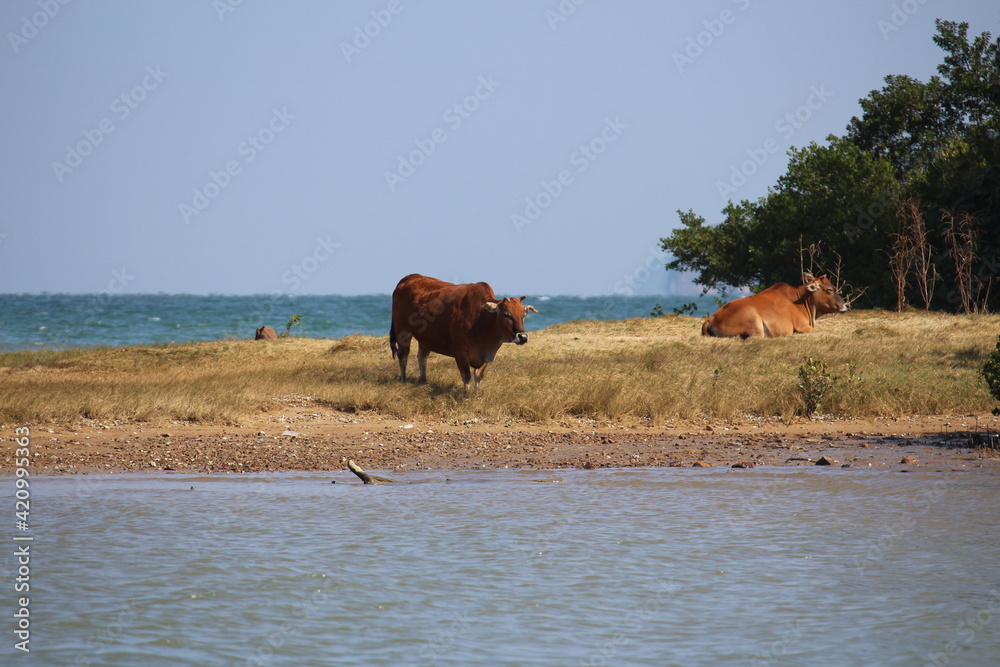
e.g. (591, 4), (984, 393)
(483, 301), (500, 312)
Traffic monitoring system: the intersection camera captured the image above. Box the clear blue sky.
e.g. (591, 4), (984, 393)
(2, 1), (997, 296)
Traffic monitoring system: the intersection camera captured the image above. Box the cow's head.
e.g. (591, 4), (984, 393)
(804, 274), (848, 314)
(483, 297), (536, 345)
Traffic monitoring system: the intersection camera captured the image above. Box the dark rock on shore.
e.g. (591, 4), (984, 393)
(255, 326), (278, 340)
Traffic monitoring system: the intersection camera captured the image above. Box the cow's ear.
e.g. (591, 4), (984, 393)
(483, 301), (500, 312)
(802, 272), (814, 283)
(525, 305), (538, 313)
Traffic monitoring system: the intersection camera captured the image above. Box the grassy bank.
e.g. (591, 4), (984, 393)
(1, 310), (997, 425)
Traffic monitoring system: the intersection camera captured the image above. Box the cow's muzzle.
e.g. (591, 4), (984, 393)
(514, 333), (528, 345)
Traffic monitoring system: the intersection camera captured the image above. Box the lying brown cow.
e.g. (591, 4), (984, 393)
(389, 274), (536, 392)
(702, 274), (847, 338)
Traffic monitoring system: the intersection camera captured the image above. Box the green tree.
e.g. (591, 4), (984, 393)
(932, 19), (1000, 145)
(846, 74), (953, 179)
(663, 19), (999, 311)
(848, 20), (998, 183)
(848, 20), (999, 311)
(661, 137), (899, 302)
(661, 204), (759, 292)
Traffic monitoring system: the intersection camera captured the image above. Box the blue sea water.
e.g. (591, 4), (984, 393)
(0, 293), (717, 352)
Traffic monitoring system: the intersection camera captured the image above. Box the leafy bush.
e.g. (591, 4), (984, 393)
(798, 357), (837, 417)
(671, 302), (699, 316)
(982, 335), (1000, 414)
(283, 314), (303, 338)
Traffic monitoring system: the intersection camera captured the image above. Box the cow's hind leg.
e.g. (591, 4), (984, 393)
(395, 330), (412, 382)
(742, 317), (766, 339)
(417, 344), (431, 384)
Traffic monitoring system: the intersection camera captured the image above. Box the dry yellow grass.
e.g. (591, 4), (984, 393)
(1, 310), (996, 425)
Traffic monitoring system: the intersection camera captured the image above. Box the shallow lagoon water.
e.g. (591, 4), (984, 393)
(11, 467), (1000, 665)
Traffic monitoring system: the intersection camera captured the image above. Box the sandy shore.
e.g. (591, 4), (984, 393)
(4, 402), (999, 475)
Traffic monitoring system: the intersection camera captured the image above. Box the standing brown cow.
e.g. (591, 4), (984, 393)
(389, 274), (536, 392)
(702, 274), (848, 338)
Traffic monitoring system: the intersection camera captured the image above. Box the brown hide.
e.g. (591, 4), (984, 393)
(702, 275), (847, 339)
(389, 274), (532, 390)
(254, 326), (278, 340)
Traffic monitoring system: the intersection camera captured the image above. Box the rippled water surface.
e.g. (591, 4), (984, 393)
(0, 293), (719, 351)
(12, 468), (1000, 665)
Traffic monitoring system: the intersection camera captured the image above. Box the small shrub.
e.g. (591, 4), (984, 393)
(670, 302), (698, 316)
(982, 335), (1000, 414)
(797, 356), (837, 417)
(283, 314), (303, 338)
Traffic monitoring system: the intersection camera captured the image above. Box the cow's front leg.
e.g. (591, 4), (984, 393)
(417, 344), (430, 383)
(472, 363), (489, 391)
(455, 358), (474, 395)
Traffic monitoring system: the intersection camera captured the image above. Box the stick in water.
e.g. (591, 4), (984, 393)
(347, 460), (399, 485)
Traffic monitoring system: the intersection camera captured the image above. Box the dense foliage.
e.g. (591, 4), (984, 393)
(984, 335), (1000, 412)
(661, 20), (999, 311)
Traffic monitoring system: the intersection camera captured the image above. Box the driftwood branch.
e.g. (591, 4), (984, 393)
(347, 460), (399, 485)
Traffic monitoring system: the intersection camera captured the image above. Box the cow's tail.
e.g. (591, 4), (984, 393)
(389, 320), (398, 359)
